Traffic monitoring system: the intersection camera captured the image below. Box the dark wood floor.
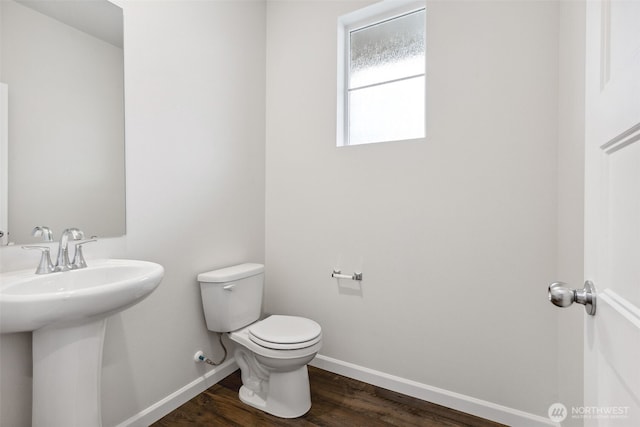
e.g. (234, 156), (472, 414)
(151, 366), (506, 426)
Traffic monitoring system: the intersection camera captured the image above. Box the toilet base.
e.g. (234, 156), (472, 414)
(238, 365), (311, 418)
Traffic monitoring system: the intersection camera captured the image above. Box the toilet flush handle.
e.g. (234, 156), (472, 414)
(223, 284), (235, 291)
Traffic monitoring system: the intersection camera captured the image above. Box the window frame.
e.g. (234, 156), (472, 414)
(337, 0), (427, 147)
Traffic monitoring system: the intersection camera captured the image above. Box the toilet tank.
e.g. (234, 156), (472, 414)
(198, 263), (264, 332)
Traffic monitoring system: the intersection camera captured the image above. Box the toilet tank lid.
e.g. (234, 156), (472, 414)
(198, 263), (264, 283)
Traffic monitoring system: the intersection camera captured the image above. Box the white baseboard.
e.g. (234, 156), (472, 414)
(114, 353), (558, 427)
(310, 354), (559, 427)
(114, 358), (238, 427)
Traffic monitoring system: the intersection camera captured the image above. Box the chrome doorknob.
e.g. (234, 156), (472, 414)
(548, 281), (596, 316)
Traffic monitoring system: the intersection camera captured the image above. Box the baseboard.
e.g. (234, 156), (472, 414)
(114, 353), (557, 427)
(310, 354), (559, 427)
(114, 358), (238, 427)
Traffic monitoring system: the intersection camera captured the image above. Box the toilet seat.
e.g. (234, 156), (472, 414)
(249, 315), (322, 350)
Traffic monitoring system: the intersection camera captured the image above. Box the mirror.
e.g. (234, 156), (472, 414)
(0, 0), (125, 245)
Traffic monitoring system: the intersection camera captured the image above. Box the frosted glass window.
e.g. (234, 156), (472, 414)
(344, 7), (426, 146)
(350, 9), (425, 89)
(349, 77), (424, 145)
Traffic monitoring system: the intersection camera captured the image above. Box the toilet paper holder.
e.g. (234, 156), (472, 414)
(331, 269), (363, 281)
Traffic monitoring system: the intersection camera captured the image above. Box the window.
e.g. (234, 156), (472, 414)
(338, 1), (426, 146)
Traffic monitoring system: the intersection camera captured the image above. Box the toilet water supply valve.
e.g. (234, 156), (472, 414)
(194, 351), (220, 366)
(194, 334), (228, 366)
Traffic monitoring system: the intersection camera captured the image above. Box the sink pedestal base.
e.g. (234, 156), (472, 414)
(32, 319), (107, 427)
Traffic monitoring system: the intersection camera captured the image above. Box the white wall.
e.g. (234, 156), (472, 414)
(1, 0), (125, 243)
(265, 0), (562, 419)
(0, 3), (6, 246)
(0, 1), (266, 426)
(557, 1), (586, 424)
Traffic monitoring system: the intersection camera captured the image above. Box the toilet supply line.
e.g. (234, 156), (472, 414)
(194, 334), (227, 366)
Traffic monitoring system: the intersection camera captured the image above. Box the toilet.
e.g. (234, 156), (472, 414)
(198, 263), (322, 418)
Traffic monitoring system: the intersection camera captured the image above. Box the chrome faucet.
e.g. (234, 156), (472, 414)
(54, 228), (85, 272)
(22, 226), (56, 274)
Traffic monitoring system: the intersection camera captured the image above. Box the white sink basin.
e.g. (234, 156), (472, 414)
(0, 258), (164, 427)
(0, 258), (164, 333)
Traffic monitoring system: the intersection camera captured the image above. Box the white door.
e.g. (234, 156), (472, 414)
(584, 0), (640, 425)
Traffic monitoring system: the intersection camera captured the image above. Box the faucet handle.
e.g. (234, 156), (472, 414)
(22, 245), (55, 274)
(71, 239), (97, 269)
(32, 226), (53, 242)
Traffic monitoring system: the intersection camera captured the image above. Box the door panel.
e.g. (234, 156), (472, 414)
(589, 290), (640, 418)
(585, 0), (640, 425)
(608, 141), (640, 307)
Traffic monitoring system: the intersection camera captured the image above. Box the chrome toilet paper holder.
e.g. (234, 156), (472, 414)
(331, 269), (363, 281)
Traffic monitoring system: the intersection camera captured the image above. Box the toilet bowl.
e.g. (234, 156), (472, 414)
(230, 315), (322, 417)
(198, 264), (322, 418)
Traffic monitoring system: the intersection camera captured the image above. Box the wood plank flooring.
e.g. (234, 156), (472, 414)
(151, 366), (507, 426)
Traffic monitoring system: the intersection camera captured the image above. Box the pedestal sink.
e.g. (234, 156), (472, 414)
(0, 259), (164, 427)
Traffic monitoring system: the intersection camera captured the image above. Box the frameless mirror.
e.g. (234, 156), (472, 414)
(0, 0), (125, 245)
